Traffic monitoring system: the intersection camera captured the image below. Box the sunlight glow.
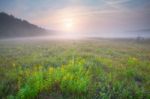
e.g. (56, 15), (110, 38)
(63, 18), (74, 31)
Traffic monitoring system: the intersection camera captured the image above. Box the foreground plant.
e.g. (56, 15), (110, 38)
(17, 59), (91, 99)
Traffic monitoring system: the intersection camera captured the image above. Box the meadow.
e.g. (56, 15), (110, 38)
(0, 38), (150, 99)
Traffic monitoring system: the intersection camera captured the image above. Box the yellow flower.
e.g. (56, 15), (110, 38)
(49, 67), (54, 73)
(12, 63), (16, 67)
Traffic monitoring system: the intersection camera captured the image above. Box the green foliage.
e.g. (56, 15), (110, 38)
(17, 67), (45, 99)
(60, 60), (90, 94)
(16, 59), (90, 99)
(0, 39), (150, 99)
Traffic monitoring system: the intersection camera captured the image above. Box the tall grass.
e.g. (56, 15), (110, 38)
(16, 59), (91, 99)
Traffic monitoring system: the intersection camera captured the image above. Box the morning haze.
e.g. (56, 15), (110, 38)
(0, 1), (150, 99)
(0, 0), (150, 38)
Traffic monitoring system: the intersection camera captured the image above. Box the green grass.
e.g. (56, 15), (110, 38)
(16, 59), (90, 99)
(0, 39), (150, 99)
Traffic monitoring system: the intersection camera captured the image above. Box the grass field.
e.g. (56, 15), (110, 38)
(0, 38), (150, 99)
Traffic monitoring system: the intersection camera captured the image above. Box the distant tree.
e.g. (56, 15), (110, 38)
(136, 36), (144, 43)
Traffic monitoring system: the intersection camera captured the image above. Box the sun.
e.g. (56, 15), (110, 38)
(63, 18), (74, 31)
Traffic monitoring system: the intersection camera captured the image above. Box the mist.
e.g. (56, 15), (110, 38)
(0, 0), (150, 39)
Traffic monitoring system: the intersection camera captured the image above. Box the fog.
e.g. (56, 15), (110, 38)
(0, 0), (150, 39)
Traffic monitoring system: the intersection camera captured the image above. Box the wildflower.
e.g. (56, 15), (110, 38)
(12, 63), (16, 67)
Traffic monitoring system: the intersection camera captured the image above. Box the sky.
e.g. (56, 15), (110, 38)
(0, 0), (150, 37)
